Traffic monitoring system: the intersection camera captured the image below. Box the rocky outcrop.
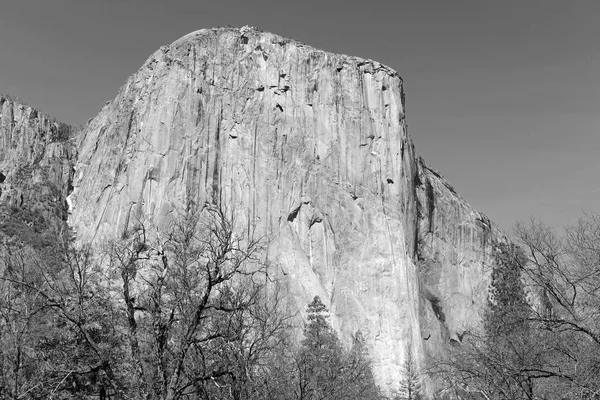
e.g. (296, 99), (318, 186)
(415, 161), (500, 365)
(68, 27), (502, 395)
(0, 95), (75, 233)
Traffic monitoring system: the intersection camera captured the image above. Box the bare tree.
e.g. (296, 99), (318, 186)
(426, 242), (553, 400)
(0, 237), (123, 399)
(515, 216), (600, 398)
(0, 244), (45, 399)
(106, 202), (285, 400)
(0, 199), (311, 400)
(429, 217), (600, 400)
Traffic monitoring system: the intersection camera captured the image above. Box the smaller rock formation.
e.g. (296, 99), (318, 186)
(0, 94), (76, 245)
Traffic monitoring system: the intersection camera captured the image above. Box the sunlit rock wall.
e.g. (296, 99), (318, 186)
(69, 27), (502, 396)
(414, 161), (501, 366)
(0, 95), (74, 222)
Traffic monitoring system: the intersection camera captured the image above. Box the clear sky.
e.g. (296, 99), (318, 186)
(1, 0), (598, 233)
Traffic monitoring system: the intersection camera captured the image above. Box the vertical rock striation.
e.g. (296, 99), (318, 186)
(68, 27), (503, 395)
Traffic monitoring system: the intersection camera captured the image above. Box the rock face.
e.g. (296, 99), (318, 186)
(415, 163), (499, 363)
(0, 94), (75, 228)
(68, 27), (502, 395)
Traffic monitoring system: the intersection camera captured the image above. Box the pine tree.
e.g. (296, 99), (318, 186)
(301, 296), (343, 357)
(481, 241), (537, 399)
(297, 296), (344, 399)
(344, 330), (382, 400)
(396, 344), (423, 400)
(297, 297), (383, 400)
(486, 242), (529, 336)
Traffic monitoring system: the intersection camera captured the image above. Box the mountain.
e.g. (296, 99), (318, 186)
(1, 27), (503, 395)
(0, 94), (75, 253)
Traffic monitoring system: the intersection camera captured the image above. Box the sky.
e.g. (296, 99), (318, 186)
(0, 0), (598, 233)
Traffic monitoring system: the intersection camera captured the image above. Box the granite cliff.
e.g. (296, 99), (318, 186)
(2, 27), (502, 395)
(0, 95), (75, 250)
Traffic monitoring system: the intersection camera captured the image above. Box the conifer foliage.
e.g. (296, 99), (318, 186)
(427, 241), (547, 399)
(486, 242), (530, 336)
(298, 295), (344, 397)
(395, 344), (423, 400)
(295, 296), (382, 400)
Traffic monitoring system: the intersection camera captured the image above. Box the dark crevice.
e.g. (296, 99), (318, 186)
(413, 170), (422, 188)
(429, 295), (446, 323)
(0, 172), (5, 184)
(308, 215), (322, 229)
(212, 107), (222, 204)
(65, 166), (75, 196)
(425, 179), (435, 233)
(287, 205), (301, 222)
(412, 167), (422, 259)
(424, 288), (446, 324)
